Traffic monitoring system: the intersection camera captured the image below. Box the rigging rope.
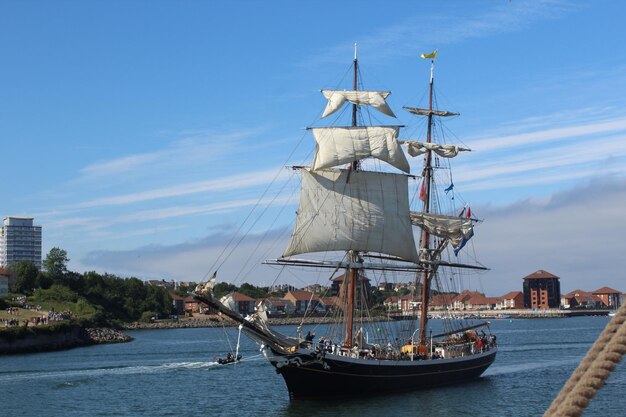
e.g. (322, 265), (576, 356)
(221, 323), (234, 354)
(543, 302), (626, 417)
(235, 324), (243, 366)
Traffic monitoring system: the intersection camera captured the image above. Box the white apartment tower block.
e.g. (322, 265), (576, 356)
(0, 216), (42, 269)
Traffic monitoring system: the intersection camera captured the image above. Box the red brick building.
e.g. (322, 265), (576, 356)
(522, 270), (561, 309)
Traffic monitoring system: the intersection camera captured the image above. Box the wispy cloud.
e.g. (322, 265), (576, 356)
(447, 112), (626, 193)
(304, 0), (575, 66)
(74, 167), (290, 208)
(45, 194), (298, 241)
(77, 127), (269, 180)
(471, 116), (626, 153)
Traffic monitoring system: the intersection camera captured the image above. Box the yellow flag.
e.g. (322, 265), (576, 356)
(420, 50), (437, 59)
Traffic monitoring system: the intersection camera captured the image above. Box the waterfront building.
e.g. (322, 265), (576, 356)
(560, 289), (603, 309)
(384, 295), (400, 311)
(591, 287), (622, 309)
(184, 295), (200, 315)
(0, 217), (42, 269)
(522, 270), (561, 309)
(319, 296), (340, 313)
(230, 292), (256, 315)
(257, 297), (293, 315)
(400, 293), (420, 312)
(171, 293), (185, 315)
(496, 291), (524, 310)
(451, 290), (497, 311)
(429, 293), (456, 311)
(282, 290), (321, 314)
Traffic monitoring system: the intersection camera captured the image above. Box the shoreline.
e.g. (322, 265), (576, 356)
(0, 324), (132, 355)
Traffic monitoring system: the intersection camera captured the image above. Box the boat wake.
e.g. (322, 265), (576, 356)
(484, 358), (580, 376)
(0, 360), (222, 383)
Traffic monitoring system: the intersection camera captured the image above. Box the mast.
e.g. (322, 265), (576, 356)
(418, 58), (436, 344)
(345, 43), (358, 348)
(351, 43), (358, 131)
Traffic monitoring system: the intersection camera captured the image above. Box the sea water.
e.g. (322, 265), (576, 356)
(1, 316), (624, 417)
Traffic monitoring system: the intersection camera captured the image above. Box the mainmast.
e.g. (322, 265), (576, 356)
(346, 43), (358, 348)
(418, 58), (436, 345)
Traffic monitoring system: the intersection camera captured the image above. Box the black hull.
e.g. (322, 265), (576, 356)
(270, 349), (497, 400)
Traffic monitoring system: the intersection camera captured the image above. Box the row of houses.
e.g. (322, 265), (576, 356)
(383, 290), (517, 312)
(383, 286), (624, 313)
(173, 290), (341, 317)
(175, 286), (624, 318)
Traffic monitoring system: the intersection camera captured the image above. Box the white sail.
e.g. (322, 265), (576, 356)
(284, 168), (418, 263)
(322, 90), (396, 118)
(402, 141), (471, 158)
(409, 212), (474, 248)
(311, 126), (410, 173)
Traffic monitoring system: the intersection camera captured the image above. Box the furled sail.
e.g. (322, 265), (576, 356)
(402, 141), (470, 158)
(322, 90), (396, 118)
(409, 212), (474, 249)
(403, 106), (459, 117)
(284, 168), (418, 263)
(311, 126), (410, 173)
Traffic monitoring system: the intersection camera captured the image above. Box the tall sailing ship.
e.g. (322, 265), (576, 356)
(195, 48), (497, 399)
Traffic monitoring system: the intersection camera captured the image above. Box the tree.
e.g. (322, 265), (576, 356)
(10, 261), (39, 294)
(239, 282), (267, 299)
(43, 247), (70, 278)
(213, 282), (238, 300)
(35, 271), (53, 290)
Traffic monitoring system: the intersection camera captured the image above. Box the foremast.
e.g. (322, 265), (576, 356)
(345, 44), (359, 348)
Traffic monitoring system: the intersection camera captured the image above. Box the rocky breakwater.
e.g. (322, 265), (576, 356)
(84, 327), (133, 344)
(122, 317), (235, 330)
(0, 323), (133, 354)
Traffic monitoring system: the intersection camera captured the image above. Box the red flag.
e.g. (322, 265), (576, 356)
(466, 207), (472, 218)
(419, 180), (425, 201)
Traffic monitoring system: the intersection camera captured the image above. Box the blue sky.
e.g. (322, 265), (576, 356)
(2, 0), (626, 296)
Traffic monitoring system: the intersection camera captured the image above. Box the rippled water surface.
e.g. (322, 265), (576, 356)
(1, 316), (624, 417)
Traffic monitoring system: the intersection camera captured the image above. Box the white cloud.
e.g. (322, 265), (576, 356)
(475, 177), (626, 295)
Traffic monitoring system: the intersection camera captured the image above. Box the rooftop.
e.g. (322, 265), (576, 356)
(523, 270), (560, 280)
